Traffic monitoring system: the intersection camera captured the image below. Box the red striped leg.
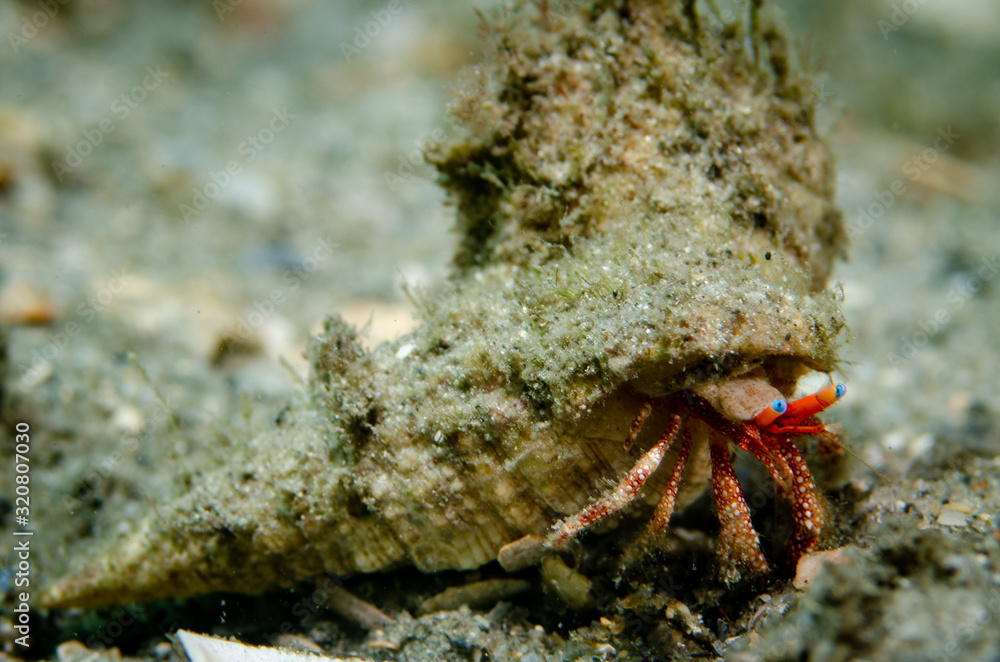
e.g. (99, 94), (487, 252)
(649, 427), (693, 533)
(736, 426), (793, 491)
(710, 434), (770, 580)
(623, 399), (654, 451)
(552, 415), (682, 548)
(772, 438), (828, 566)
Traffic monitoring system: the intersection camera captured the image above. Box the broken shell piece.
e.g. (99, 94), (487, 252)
(792, 547), (853, 589)
(541, 556), (595, 611)
(497, 534), (546, 572)
(176, 630), (359, 662)
(936, 503), (972, 528)
(417, 578), (531, 615)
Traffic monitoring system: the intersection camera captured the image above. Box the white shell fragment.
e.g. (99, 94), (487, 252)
(176, 630), (368, 662)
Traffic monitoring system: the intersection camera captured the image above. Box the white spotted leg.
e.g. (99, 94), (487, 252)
(771, 437), (828, 568)
(648, 425), (693, 534)
(709, 432), (770, 580)
(551, 414), (683, 547)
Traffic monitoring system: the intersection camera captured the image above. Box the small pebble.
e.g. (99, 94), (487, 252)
(0, 280), (57, 325)
(793, 547), (852, 589)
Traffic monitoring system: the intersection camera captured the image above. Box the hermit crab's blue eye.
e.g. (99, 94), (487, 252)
(834, 383), (847, 399)
(754, 398), (788, 426)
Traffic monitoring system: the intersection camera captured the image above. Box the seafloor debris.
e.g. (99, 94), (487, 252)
(42, 0), (846, 609)
(176, 629), (350, 662)
(417, 578), (532, 616)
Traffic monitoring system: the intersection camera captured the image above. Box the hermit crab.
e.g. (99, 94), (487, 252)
(543, 375), (846, 581)
(41, 0), (849, 609)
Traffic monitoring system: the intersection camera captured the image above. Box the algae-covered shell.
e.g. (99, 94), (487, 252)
(42, 0), (846, 609)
